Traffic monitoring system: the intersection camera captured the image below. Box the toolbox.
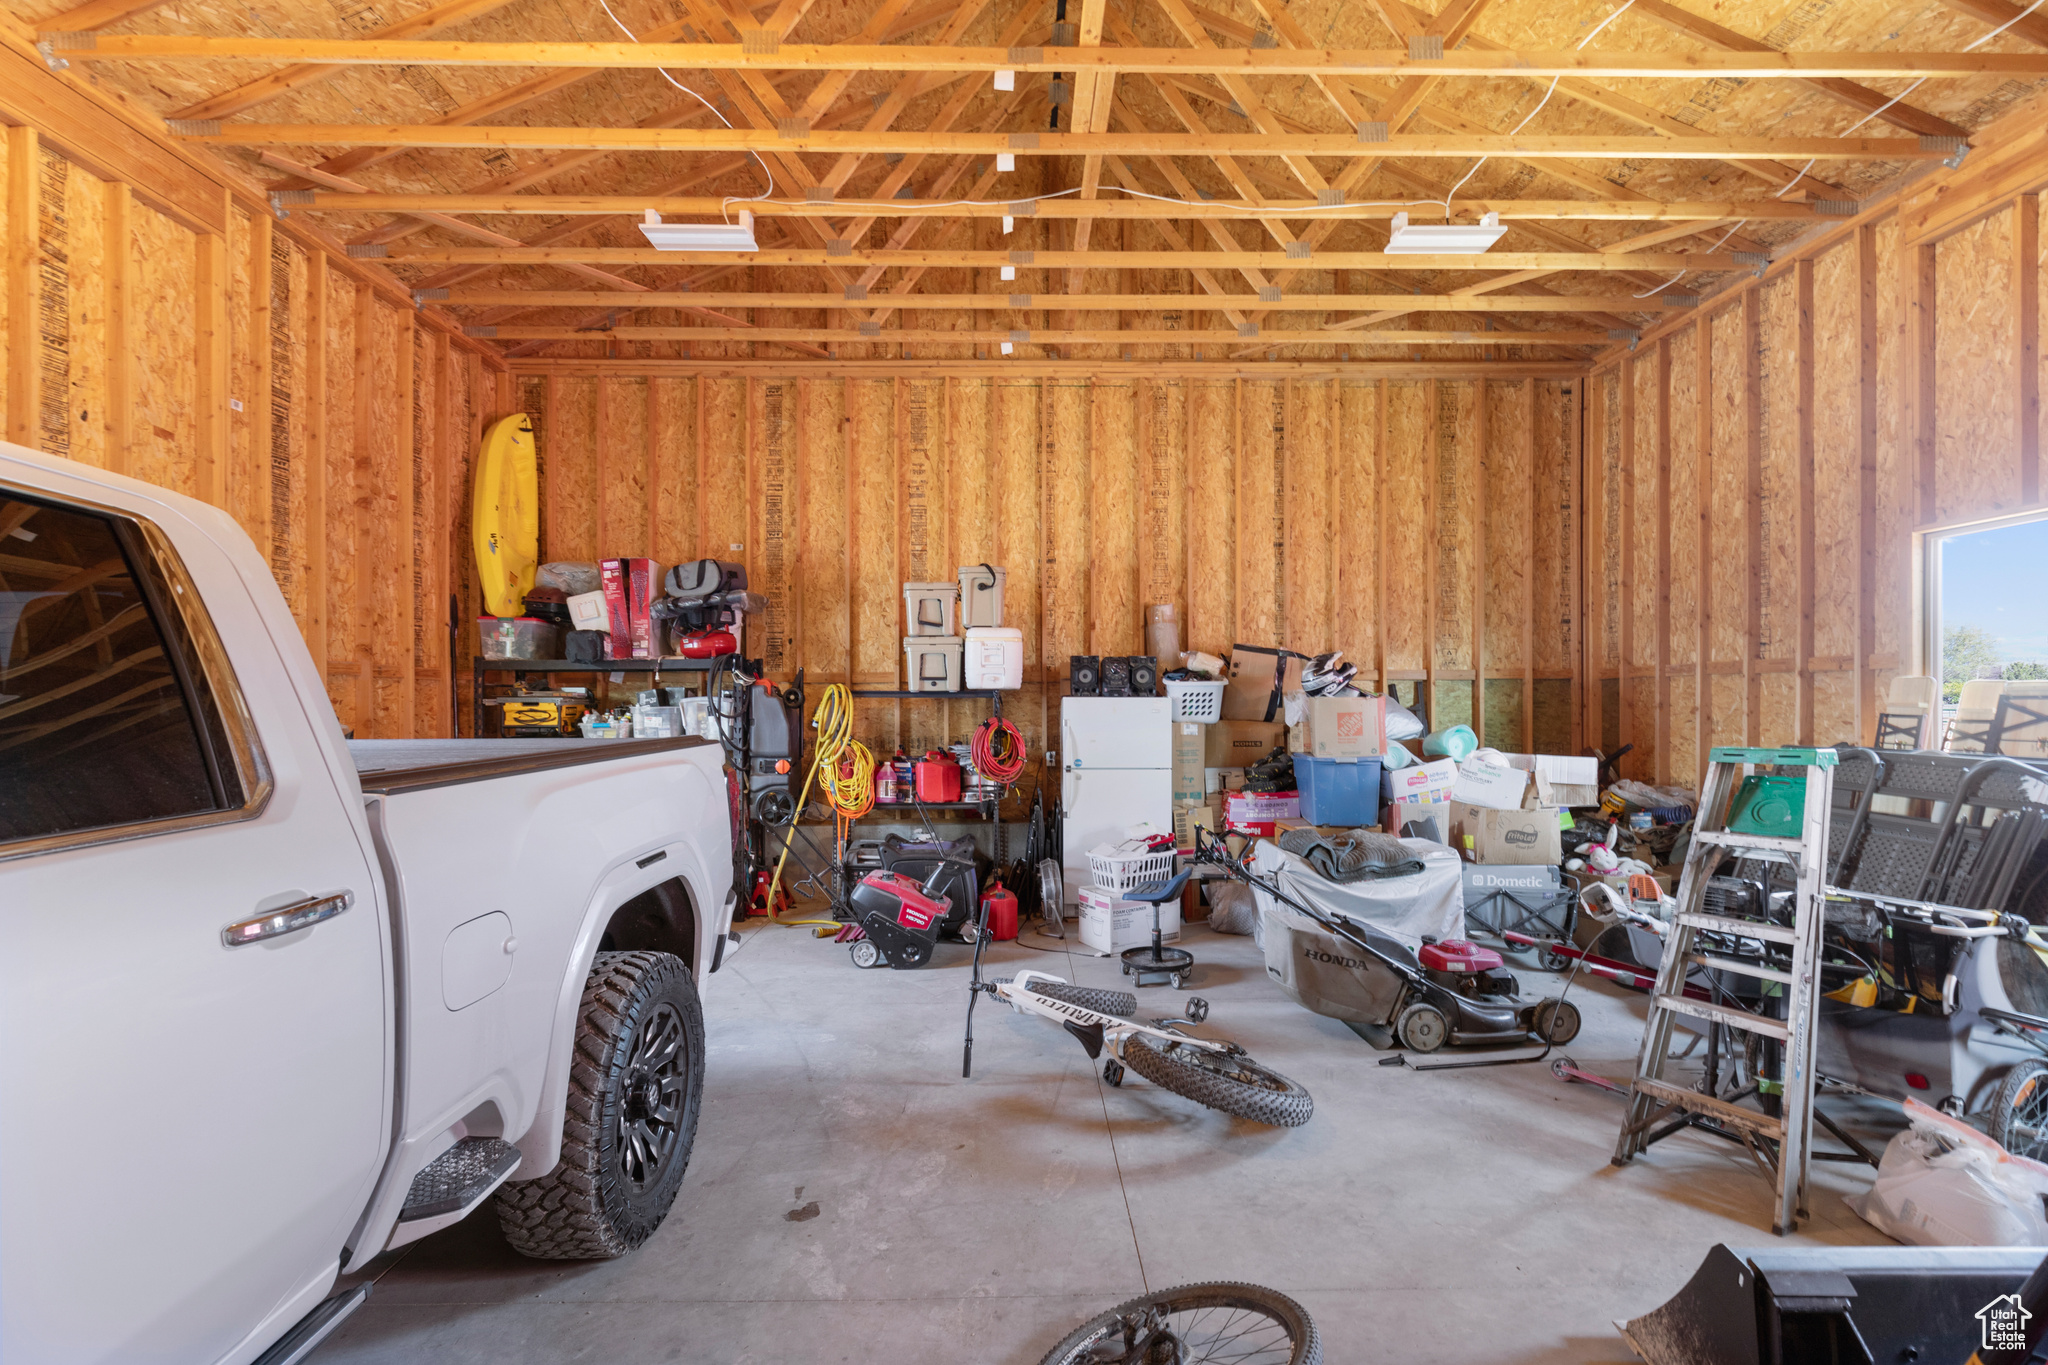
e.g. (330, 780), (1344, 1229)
(482, 695), (587, 737)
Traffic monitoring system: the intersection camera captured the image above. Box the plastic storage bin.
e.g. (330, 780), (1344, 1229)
(1164, 678), (1227, 723)
(1295, 755), (1384, 827)
(903, 581), (959, 637)
(964, 626), (1024, 689)
(478, 616), (564, 660)
(957, 564), (1007, 628)
(903, 635), (965, 692)
(1085, 845), (1179, 895)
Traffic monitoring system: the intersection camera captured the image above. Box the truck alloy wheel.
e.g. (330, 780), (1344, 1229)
(497, 951), (705, 1258)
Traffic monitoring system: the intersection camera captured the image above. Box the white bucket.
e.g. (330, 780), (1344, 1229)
(964, 626), (1024, 689)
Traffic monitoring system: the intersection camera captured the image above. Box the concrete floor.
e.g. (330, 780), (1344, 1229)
(322, 918), (1897, 1365)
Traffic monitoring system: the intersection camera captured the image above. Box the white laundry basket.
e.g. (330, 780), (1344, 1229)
(1164, 678), (1227, 723)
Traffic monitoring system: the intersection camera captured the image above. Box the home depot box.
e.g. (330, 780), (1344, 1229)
(1172, 721), (1207, 802)
(1504, 754), (1601, 808)
(1299, 695), (1386, 760)
(1079, 886), (1182, 953)
(1385, 794), (1454, 843)
(1224, 790), (1299, 837)
(1205, 720), (1286, 767)
(1382, 756), (1459, 802)
(1451, 802), (1565, 865)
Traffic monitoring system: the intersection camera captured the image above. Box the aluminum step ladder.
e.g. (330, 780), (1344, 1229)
(1612, 746), (1837, 1235)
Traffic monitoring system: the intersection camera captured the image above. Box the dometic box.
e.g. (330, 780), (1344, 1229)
(1452, 803), (1565, 865)
(1205, 720), (1286, 767)
(1299, 695), (1386, 760)
(1079, 886), (1182, 954)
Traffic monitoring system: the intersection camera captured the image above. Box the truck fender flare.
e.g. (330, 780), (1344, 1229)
(510, 842), (716, 1183)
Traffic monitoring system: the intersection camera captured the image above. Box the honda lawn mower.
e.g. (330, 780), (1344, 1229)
(1189, 828), (1580, 1054)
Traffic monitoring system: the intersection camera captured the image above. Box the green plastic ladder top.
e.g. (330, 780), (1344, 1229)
(1708, 746), (1838, 769)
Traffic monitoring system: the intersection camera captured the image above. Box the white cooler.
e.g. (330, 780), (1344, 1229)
(964, 626), (1023, 688)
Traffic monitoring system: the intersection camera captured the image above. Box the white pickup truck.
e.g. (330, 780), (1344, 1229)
(0, 442), (738, 1365)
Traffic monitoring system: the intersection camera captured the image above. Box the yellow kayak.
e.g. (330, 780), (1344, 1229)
(473, 413), (539, 618)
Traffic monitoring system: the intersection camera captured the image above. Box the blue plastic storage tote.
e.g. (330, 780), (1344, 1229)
(1295, 755), (1383, 827)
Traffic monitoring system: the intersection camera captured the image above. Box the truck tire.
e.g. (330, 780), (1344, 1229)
(497, 951), (705, 1259)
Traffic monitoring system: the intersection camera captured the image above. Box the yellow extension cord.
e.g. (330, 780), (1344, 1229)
(764, 683), (873, 927)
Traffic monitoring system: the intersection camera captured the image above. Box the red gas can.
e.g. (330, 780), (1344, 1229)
(1417, 938), (1504, 974)
(915, 749), (962, 802)
(981, 884), (1019, 941)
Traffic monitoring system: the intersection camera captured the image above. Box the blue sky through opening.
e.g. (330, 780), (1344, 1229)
(1942, 517), (2048, 661)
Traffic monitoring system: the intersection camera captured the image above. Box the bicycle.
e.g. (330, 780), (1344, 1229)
(962, 967), (1314, 1127)
(1037, 1281), (1321, 1365)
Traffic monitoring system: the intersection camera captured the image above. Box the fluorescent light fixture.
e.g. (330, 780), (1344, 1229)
(997, 153), (1015, 172)
(994, 69), (1015, 91)
(1383, 211), (1506, 254)
(1000, 265), (1016, 281)
(638, 210), (757, 251)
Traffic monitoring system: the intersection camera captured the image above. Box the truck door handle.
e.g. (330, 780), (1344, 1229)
(222, 891), (356, 947)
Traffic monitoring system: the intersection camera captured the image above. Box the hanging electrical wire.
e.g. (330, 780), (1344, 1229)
(595, 0), (775, 216)
(812, 683), (876, 819)
(971, 714), (1027, 786)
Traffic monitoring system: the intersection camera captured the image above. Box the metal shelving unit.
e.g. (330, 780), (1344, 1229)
(471, 655), (715, 735)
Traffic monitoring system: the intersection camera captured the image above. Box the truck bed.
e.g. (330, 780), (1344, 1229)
(347, 737), (712, 795)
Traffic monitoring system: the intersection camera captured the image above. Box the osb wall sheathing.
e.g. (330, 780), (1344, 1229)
(1586, 93), (2048, 791)
(1, 87), (506, 739)
(513, 372), (1580, 777)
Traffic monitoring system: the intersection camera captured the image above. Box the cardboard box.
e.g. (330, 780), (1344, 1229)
(1505, 754), (1601, 808)
(1222, 646), (1305, 721)
(600, 559), (633, 660)
(1452, 754), (1532, 811)
(1224, 790), (1299, 837)
(1452, 803), (1565, 865)
(1205, 720), (1286, 767)
(1079, 886), (1182, 953)
(1203, 766), (1244, 795)
(1172, 799), (1223, 851)
(1299, 695), (1386, 760)
(1382, 756), (1459, 802)
(1385, 794), (1454, 844)
(1172, 721), (1207, 802)
(626, 557), (658, 658)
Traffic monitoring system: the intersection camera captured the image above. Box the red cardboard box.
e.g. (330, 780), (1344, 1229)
(600, 558), (659, 659)
(600, 559), (632, 660)
(1224, 790), (1300, 837)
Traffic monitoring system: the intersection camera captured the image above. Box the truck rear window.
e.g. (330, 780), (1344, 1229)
(0, 494), (236, 844)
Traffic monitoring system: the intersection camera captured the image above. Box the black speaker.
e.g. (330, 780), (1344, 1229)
(1070, 655), (1101, 695)
(1129, 655), (1158, 695)
(1101, 656), (1132, 697)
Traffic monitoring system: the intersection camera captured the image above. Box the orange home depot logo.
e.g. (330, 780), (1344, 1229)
(1336, 711), (1364, 738)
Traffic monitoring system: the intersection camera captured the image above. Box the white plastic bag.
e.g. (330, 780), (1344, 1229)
(1847, 1098), (2048, 1246)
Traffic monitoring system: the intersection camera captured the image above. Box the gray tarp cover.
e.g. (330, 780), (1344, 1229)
(1251, 838), (1465, 1026)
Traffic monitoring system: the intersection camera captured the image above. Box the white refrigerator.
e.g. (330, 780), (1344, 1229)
(1060, 696), (1173, 904)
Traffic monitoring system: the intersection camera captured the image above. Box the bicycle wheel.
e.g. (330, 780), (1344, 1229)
(1037, 1281), (1320, 1365)
(1992, 1060), (2048, 1161)
(1121, 1036), (1314, 1127)
(1018, 980), (1138, 1018)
